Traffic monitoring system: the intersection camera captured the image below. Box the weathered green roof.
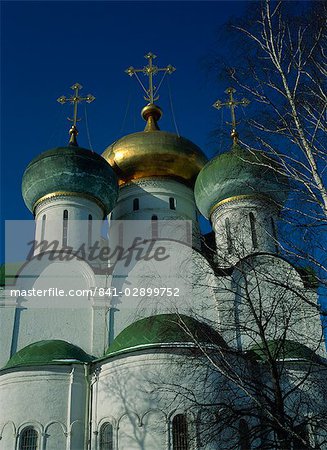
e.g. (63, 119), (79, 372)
(22, 146), (118, 214)
(3, 340), (94, 370)
(106, 314), (226, 355)
(247, 340), (322, 364)
(194, 144), (289, 218)
(0, 262), (25, 286)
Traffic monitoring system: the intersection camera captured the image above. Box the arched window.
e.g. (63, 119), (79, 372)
(41, 214), (46, 241)
(99, 422), (113, 450)
(225, 217), (233, 253)
(19, 427), (38, 450)
(133, 198), (139, 211)
(62, 209), (68, 246)
(239, 419), (251, 450)
(249, 212), (258, 249)
(172, 414), (188, 450)
(152, 215), (158, 239)
(169, 197), (176, 210)
(88, 214), (92, 248)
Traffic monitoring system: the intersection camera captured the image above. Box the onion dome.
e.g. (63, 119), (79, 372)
(3, 340), (94, 370)
(194, 142), (289, 219)
(22, 146), (119, 215)
(106, 313), (226, 355)
(247, 340), (322, 364)
(102, 104), (208, 187)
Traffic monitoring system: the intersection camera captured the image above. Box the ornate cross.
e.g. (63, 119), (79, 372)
(213, 87), (250, 143)
(125, 52), (175, 104)
(57, 83), (95, 146)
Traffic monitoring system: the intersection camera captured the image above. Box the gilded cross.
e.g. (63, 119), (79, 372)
(125, 52), (175, 104)
(57, 83), (95, 146)
(213, 87), (250, 143)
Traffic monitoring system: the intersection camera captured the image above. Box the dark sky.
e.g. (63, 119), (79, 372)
(1, 1), (248, 228)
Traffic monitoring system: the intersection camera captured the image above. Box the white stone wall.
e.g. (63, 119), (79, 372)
(1, 166), (325, 450)
(261, 362), (327, 448)
(231, 255), (326, 356)
(91, 349), (227, 450)
(111, 179), (197, 221)
(110, 179), (201, 249)
(0, 290), (16, 368)
(0, 242), (222, 367)
(211, 197), (279, 267)
(108, 245), (221, 342)
(34, 196), (103, 254)
(0, 259), (110, 363)
(0, 365), (87, 450)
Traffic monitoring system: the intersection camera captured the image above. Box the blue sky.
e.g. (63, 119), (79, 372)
(1, 1), (249, 228)
(1, 1), (326, 342)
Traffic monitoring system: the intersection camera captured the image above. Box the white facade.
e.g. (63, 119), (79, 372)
(0, 365), (87, 450)
(110, 178), (201, 249)
(34, 195), (104, 257)
(211, 196), (279, 267)
(0, 129), (326, 450)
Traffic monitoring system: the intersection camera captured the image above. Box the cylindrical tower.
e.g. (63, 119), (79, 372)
(195, 142), (289, 267)
(102, 103), (207, 247)
(22, 145), (118, 256)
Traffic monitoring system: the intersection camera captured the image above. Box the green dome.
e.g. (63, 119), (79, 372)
(247, 340), (322, 364)
(106, 314), (226, 355)
(194, 144), (289, 218)
(22, 146), (119, 214)
(0, 261), (24, 286)
(3, 340), (94, 370)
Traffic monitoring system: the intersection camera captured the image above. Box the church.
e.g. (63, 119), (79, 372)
(0, 53), (326, 450)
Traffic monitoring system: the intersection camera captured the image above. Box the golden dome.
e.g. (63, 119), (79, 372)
(102, 104), (208, 187)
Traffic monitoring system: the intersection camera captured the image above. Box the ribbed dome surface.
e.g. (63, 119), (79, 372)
(195, 144), (289, 218)
(22, 146), (119, 214)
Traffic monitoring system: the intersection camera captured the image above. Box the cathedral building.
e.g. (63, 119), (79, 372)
(0, 54), (326, 450)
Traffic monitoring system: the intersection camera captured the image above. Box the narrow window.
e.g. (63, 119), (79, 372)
(225, 217), (233, 253)
(88, 214), (92, 248)
(239, 419), (251, 450)
(172, 414), (188, 450)
(41, 214), (46, 241)
(169, 197), (176, 210)
(19, 427), (38, 450)
(62, 209), (68, 246)
(99, 422), (113, 450)
(133, 198), (139, 211)
(118, 222), (123, 246)
(249, 212), (258, 249)
(152, 215), (158, 239)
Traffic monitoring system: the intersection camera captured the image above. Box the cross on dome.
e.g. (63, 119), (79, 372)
(125, 52), (175, 105)
(57, 83), (95, 147)
(213, 87), (250, 144)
